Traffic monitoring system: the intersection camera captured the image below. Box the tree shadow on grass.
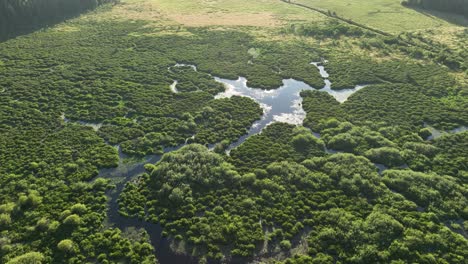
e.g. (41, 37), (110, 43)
(409, 7), (468, 27)
(0, 13), (83, 44)
(0, 1), (119, 43)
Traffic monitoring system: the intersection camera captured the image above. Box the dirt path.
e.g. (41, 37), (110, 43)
(280, 0), (392, 36)
(280, 0), (464, 67)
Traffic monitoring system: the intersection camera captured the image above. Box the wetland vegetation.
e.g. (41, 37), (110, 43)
(0, 0), (467, 263)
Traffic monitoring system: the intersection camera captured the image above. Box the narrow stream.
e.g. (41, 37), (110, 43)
(426, 125), (468, 140)
(90, 61), (369, 263)
(66, 59), (468, 262)
(61, 113), (102, 131)
(60, 61), (468, 263)
(98, 146), (195, 263)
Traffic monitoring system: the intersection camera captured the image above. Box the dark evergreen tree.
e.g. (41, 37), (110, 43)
(0, 0), (118, 41)
(402, 0), (468, 17)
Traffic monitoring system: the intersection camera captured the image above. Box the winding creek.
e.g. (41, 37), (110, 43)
(73, 62), (465, 263)
(61, 113), (103, 131)
(95, 61), (368, 262)
(426, 125), (468, 140)
(98, 146), (194, 263)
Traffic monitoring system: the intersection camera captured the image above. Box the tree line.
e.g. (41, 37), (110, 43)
(0, 0), (118, 41)
(402, 0), (468, 16)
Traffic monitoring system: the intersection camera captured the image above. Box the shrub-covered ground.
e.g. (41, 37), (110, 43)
(121, 129), (467, 262)
(0, 0), (467, 263)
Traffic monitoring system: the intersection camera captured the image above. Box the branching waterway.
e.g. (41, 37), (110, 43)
(77, 61), (373, 263)
(214, 61), (366, 151)
(63, 61), (468, 263)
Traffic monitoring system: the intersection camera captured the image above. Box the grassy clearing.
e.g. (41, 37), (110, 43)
(294, 0), (467, 33)
(84, 0), (328, 28)
(150, 0), (327, 26)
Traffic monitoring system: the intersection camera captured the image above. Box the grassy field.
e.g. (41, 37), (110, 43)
(294, 0), (467, 32)
(76, 0), (468, 51)
(85, 0), (328, 27)
(111, 0), (468, 33)
(79, 0), (467, 50)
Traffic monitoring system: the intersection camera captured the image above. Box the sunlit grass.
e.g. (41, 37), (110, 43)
(91, 0), (327, 27)
(294, 0), (467, 32)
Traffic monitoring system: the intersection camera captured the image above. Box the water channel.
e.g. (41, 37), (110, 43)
(426, 125), (468, 140)
(87, 61), (371, 263)
(214, 61), (366, 151)
(99, 145), (195, 263)
(83, 61), (465, 263)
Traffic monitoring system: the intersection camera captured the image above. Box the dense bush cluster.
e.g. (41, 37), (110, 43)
(121, 131), (468, 262)
(0, 18), (327, 157)
(325, 56), (456, 92)
(0, 9), (334, 262)
(301, 73), (467, 131)
(432, 132), (468, 178)
(284, 20), (368, 39)
(193, 97), (263, 145)
(1, 2), (467, 263)
(301, 90), (345, 129)
(229, 123), (326, 172)
(303, 118), (468, 179)
(342, 84), (467, 130)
